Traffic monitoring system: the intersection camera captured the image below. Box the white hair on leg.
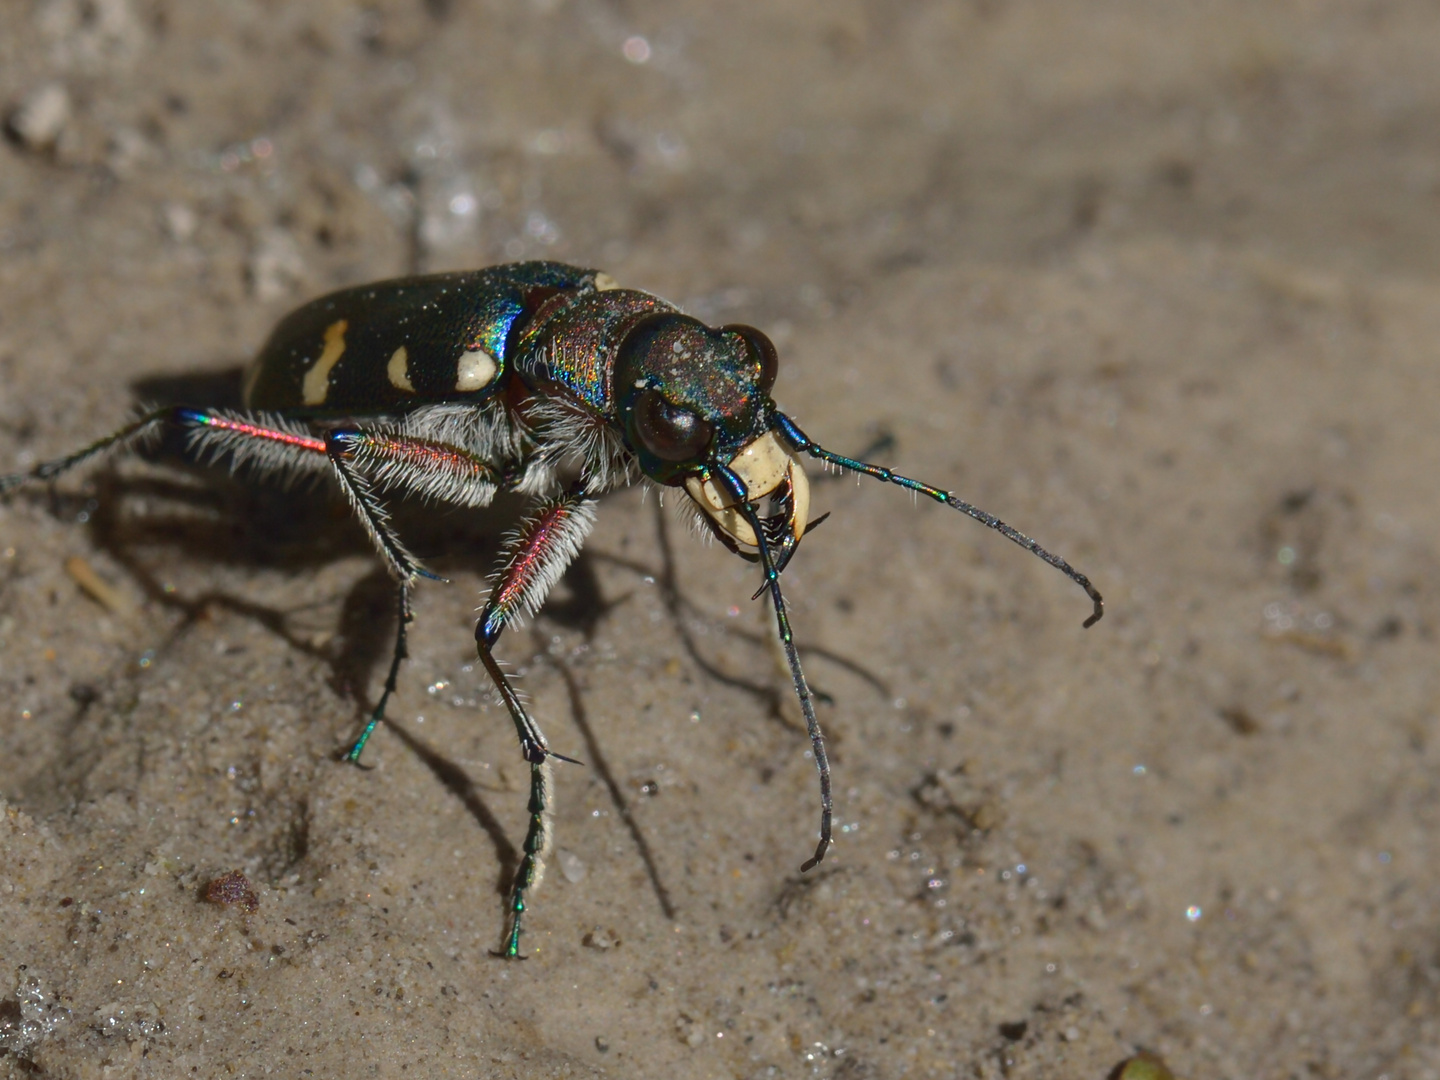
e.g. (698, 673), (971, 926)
(183, 410), (331, 489)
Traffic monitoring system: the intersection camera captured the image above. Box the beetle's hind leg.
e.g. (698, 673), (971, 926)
(472, 487), (598, 958)
(1, 405), (197, 494)
(2, 405), (338, 515)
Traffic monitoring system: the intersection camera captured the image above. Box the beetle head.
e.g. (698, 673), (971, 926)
(613, 313), (810, 562)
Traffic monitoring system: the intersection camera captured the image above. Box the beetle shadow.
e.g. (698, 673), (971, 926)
(588, 500), (892, 738)
(540, 643), (678, 921)
(13, 366), (632, 910)
(362, 549), (666, 915)
(518, 504), (885, 928)
(18, 365), (881, 927)
(548, 498), (891, 926)
(132, 366), (247, 411)
(58, 462), (534, 884)
(378, 718), (520, 900)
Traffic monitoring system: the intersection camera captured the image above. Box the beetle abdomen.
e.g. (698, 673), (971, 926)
(243, 262), (599, 414)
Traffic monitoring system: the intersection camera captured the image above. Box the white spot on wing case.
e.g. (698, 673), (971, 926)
(387, 346), (415, 392)
(301, 320), (349, 406)
(456, 348), (499, 392)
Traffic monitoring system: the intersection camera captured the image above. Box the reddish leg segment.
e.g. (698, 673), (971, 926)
(2, 406), (508, 769)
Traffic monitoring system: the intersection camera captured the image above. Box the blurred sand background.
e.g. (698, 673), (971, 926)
(3, 1), (1440, 1076)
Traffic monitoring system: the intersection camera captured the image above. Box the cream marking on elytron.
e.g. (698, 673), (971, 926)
(387, 346), (415, 392)
(300, 319), (349, 406)
(455, 347), (499, 391)
(592, 272), (621, 291)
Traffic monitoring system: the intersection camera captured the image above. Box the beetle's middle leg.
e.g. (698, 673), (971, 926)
(473, 487), (598, 958)
(164, 413), (503, 763)
(323, 429), (504, 764)
(184, 413), (423, 764)
(188, 418), (505, 763)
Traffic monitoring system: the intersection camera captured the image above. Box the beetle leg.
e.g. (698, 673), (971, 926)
(1, 405), (216, 493)
(313, 430), (428, 767)
(325, 430), (425, 585)
(337, 577), (414, 768)
(712, 464), (834, 875)
(326, 426), (511, 766)
(1, 405), (341, 503)
(473, 488), (598, 958)
(121, 414), (487, 765)
(197, 418), (508, 765)
(179, 408), (331, 484)
(327, 429), (503, 508)
(167, 416), (430, 766)
(316, 429), (511, 765)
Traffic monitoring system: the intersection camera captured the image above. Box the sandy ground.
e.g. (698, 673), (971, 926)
(3, 1), (1440, 1077)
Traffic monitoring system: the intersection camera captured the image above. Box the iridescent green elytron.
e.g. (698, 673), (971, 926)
(2, 261), (1103, 958)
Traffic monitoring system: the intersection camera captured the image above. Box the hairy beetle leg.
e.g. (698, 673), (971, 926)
(473, 487), (597, 958)
(319, 428), (504, 762)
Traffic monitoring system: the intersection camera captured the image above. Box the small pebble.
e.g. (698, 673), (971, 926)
(6, 82), (70, 150)
(582, 927), (619, 950)
(161, 202), (198, 243)
(248, 227), (305, 301)
(557, 848), (586, 883)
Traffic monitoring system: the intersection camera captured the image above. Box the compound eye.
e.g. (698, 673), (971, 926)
(633, 389), (714, 462)
(724, 325), (779, 394)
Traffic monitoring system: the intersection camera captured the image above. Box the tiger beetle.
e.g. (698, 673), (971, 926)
(1, 261), (1103, 958)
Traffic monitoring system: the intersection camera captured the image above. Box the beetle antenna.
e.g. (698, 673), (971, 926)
(775, 414), (1103, 628)
(714, 463), (832, 873)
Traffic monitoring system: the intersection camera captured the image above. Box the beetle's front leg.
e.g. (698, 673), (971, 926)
(473, 488), (598, 958)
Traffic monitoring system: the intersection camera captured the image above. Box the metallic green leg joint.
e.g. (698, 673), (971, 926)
(477, 490), (595, 958)
(343, 714), (382, 765)
(501, 757), (552, 958)
(344, 583), (413, 767)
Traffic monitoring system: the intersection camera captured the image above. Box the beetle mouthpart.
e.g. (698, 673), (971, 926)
(684, 431), (810, 550)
